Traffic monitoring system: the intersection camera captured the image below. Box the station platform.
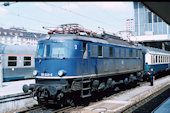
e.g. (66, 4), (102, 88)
(0, 79), (35, 97)
(77, 75), (170, 113)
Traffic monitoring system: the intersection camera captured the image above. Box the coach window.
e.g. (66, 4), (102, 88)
(83, 43), (88, 59)
(156, 56), (158, 63)
(109, 47), (113, 57)
(98, 45), (103, 57)
(8, 56), (17, 66)
(161, 56), (163, 63)
(24, 57), (31, 66)
(151, 55), (153, 64)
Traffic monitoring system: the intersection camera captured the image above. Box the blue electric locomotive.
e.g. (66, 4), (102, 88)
(23, 24), (144, 106)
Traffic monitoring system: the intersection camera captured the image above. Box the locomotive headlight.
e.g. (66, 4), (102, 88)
(58, 70), (66, 77)
(33, 70), (38, 76)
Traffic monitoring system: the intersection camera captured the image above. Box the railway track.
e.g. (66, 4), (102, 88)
(0, 92), (31, 104)
(15, 105), (85, 113)
(13, 81), (148, 113)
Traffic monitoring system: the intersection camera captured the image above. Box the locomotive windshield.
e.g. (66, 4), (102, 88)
(36, 43), (65, 58)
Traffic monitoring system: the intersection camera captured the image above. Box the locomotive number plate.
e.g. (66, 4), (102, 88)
(41, 73), (53, 77)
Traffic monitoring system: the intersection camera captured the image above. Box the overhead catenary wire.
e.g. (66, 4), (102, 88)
(45, 3), (122, 30)
(0, 2), (124, 34)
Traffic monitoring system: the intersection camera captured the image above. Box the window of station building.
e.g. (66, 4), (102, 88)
(98, 45), (103, 57)
(158, 17), (162, 22)
(20, 33), (23, 36)
(154, 15), (158, 22)
(109, 47), (113, 57)
(15, 33), (18, 36)
(8, 56), (17, 66)
(24, 56), (31, 66)
(9, 32), (13, 35)
(148, 12), (152, 23)
(4, 32), (7, 35)
(83, 43), (88, 59)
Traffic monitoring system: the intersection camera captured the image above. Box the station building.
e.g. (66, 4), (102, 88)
(130, 2), (170, 51)
(0, 27), (46, 46)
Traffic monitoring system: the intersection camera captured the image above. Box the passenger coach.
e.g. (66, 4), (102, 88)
(141, 46), (170, 78)
(0, 43), (36, 81)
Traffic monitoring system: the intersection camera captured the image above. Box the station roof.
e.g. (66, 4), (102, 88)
(141, 2), (170, 25)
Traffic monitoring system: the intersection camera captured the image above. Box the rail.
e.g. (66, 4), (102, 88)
(0, 92), (31, 104)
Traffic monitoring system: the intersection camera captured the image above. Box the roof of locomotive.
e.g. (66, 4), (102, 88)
(0, 43), (36, 55)
(39, 34), (140, 49)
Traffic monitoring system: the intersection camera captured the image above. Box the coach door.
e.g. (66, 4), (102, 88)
(82, 42), (89, 74)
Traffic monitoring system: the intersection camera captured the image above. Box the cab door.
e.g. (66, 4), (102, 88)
(82, 42), (89, 74)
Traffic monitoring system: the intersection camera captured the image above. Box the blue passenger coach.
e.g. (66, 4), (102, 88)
(0, 43), (36, 81)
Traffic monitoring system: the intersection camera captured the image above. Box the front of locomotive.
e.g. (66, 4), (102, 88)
(23, 34), (81, 105)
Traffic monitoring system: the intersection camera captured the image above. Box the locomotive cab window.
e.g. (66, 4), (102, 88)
(37, 43), (44, 58)
(24, 57), (31, 66)
(98, 45), (103, 57)
(83, 43), (88, 59)
(8, 56), (17, 66)
(37, 43), (65, 58)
